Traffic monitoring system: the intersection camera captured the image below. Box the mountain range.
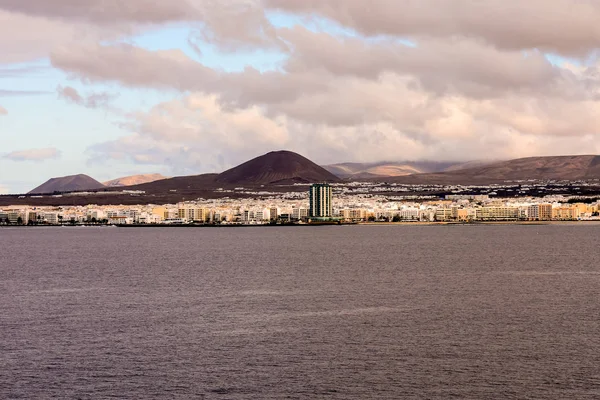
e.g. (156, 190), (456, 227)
(322, 160), (494, 178)
(385, 155), (600, 184)
(29, 173), (169, 194)
(21, 151), (600, 197)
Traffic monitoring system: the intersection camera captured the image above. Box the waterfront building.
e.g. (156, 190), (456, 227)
(27, 211), (38, 224)
(269, 207), (279, 221)
(527, 204), (552, 220)
(7, 210), (24, 224)
(435, 207), (454, 221)
(476, 206), (520, 221)
(177, 203), (210, 222)
(309, 183), (333, 218)
(398, 208), (420, 221)
(552, 205), (578, 220)
(291, 206), (309, 220)
(43, 212), (59, 225)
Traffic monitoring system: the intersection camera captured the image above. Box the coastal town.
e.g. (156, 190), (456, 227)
(1, 183), (599, 226)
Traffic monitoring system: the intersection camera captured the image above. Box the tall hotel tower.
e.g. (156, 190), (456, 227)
(309, 183), (333, 218)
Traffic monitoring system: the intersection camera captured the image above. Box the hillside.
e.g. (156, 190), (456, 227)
(103, 173), (168, 187)
(119, 173), (219, 193)
(28, 174), (105, 194)
(384, 155), (600, 184)
(324, 161), (488, 178)
(216, 150), (339, 185)
(113, 151), (339, 198)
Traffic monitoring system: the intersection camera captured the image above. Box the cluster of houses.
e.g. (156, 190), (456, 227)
(2, 196), (599, 226)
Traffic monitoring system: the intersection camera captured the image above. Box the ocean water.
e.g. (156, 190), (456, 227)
(1, 225), (600, 399)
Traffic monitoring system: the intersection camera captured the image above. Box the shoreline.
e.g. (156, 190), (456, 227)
(2, 220), (600, 228)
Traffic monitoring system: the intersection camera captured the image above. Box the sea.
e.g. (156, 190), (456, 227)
(1, 224), (600, 399)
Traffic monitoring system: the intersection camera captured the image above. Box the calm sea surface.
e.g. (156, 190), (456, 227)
(1, 225), (600, 399)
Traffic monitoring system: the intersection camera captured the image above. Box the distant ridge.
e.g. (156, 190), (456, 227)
(19, 153), (600, 204)
(216, 150), (340, 185)
(29, 174), (105, 194)
(324, 160), (498, 178)
(323, 161), (478, 178)
(103, 173), (168, 187)
(384, 155), (600, 184)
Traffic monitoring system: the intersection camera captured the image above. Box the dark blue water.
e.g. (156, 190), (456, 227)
(1, 225), (600, 399)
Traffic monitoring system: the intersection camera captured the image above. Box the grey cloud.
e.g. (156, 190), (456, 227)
(0, 89), (52, 97)
(50, 43), (326, 107)
(3, 147), (61, 162)
(88, 137), (209, 175)
(8, 1), (600, 165)
(0, 9), (126, 63)
(49, 34), (600, 133)
(0, 0), (198, 25)
(51, 43), (218, 90)
(2, 0), (283, 52)
(265, 0), (600, 56)
(50, 28), (598, 111)
(57, 85), (116, 109)
(11, 0), (600, 56)
(279, 27), (573, 99)
(91, 93), (600, 171)
(0, 64), (50, 77)
(88, 93), (600, 171)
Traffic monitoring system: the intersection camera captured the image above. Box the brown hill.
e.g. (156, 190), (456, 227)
(323, 161), (489, 178)
(384, 155), (600, 184)
(216, 150), (339, 185)
(103, 173), (168, 187)
(28, 174), (105, 194)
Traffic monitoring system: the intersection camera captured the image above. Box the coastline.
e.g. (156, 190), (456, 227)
(2, 220), (600, 228)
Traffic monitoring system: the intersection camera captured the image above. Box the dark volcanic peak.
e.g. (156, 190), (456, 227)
(28, 174), (105, 194)
(217, 150), (340, 185)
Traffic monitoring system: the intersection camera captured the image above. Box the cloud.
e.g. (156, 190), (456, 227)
(88, 94), (290, 173)
(0, 9), (124, 63)
(3, 147), (62, 162)
(0, 64), (50, 77)
(265, 0), (600, 56)
(51, 43), (218, 90)
(1, 1), (284, 61)
(87, 92), (600, 173)
(57, 85), (117, 109)
(0, 89), (52, 97)
(0, 105), (6, 115)
(0, 0), (198, 25)
(5, 1), (600, 168)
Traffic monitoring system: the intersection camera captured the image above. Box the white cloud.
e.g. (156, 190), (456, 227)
(87, 92), (600, 172)
(3, 147), (62, 162)
(57, 85), (116, 109)
(3, 0), (600, 169)
(88, 94), (290, 173)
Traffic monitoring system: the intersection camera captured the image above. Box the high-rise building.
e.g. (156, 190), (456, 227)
(269, 207), (279, 221)
(309, 183), (333, 218)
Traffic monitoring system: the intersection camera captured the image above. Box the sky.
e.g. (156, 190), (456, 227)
(1, 1), (600, 194)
